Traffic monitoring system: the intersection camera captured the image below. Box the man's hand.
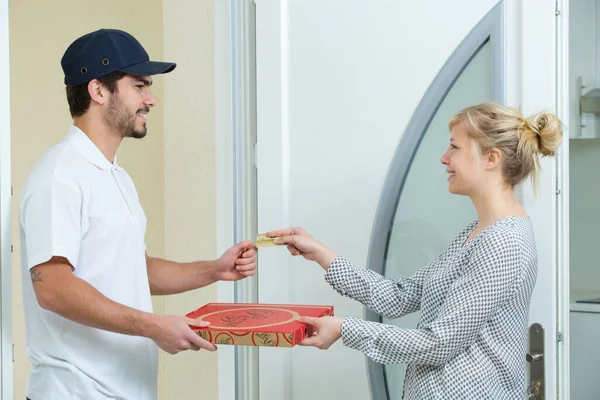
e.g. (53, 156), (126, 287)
(148, 315), (217, 354)
(216, 240), (258, 281)
(298, 316), (343, 350)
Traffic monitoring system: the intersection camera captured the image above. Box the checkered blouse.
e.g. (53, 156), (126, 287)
(325, 216), (536, 399)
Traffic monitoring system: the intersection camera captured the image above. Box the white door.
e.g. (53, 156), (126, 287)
(255, 0), (565, 399)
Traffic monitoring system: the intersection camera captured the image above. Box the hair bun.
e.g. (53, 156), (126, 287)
(522, 112), (563, 157)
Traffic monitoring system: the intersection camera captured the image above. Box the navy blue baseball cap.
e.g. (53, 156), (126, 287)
(61, 29), (176, 86)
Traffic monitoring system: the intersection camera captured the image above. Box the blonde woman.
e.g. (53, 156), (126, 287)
(269, 103), (563, 399)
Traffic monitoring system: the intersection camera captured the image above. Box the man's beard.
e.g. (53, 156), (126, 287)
(105, 94), (148, 139)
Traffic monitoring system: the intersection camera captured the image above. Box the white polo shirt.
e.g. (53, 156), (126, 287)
(19, 125), (158, 400)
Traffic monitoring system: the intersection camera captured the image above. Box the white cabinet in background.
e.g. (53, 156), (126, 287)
(574, 78), (600, 139)
(570, 0), (600, 139)
(570, 310), (600, 399)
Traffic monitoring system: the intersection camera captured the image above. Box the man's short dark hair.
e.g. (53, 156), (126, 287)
(66, 71), (127, 118)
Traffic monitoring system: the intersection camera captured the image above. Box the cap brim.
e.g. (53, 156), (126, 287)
(119, 60), (176, 77)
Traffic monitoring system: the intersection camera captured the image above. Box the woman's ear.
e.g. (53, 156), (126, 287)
(485, 148), (502, 171)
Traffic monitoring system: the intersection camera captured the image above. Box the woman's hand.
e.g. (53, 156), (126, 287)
(297, 316), (343, 350)
(266, 227), (338, 270)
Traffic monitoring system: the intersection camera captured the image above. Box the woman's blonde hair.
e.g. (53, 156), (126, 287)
(448, 102), (564, 187)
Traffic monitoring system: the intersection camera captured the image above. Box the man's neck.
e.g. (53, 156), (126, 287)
(73, 118), (123, 164)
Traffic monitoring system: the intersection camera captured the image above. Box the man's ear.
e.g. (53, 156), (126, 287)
(485, 148), (502, 171)
(88, 79), (107, 105)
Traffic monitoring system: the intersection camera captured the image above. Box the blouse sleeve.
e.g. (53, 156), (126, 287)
(338, 229), (525, 365)
(324, 254), (442, 319)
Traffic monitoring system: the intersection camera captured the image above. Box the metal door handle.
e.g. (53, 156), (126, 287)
(526, 352), (544, 363)
(527, 323), (545, 399)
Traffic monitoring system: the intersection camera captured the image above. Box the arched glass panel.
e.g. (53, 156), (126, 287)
(384, 41), (491, 399)
(365, 3), (504, 399)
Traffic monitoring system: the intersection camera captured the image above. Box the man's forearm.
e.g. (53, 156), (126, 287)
(36, 267), (159, 337)
(146, 256), (220, 295)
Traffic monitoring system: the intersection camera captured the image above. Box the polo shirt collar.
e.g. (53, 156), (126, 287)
(65, 125), (123, 171)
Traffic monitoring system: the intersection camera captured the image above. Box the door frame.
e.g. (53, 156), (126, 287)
(519, 0), (570, 397)
(216, 1), (259, 400)
(0, 0), (12, 398)
(556, 0), (570, 396)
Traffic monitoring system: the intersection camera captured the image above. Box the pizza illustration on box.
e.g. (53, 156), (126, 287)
(186, 302), (334, 347)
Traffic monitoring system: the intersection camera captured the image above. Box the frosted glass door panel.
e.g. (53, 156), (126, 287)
(383, 42), (491, 398)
